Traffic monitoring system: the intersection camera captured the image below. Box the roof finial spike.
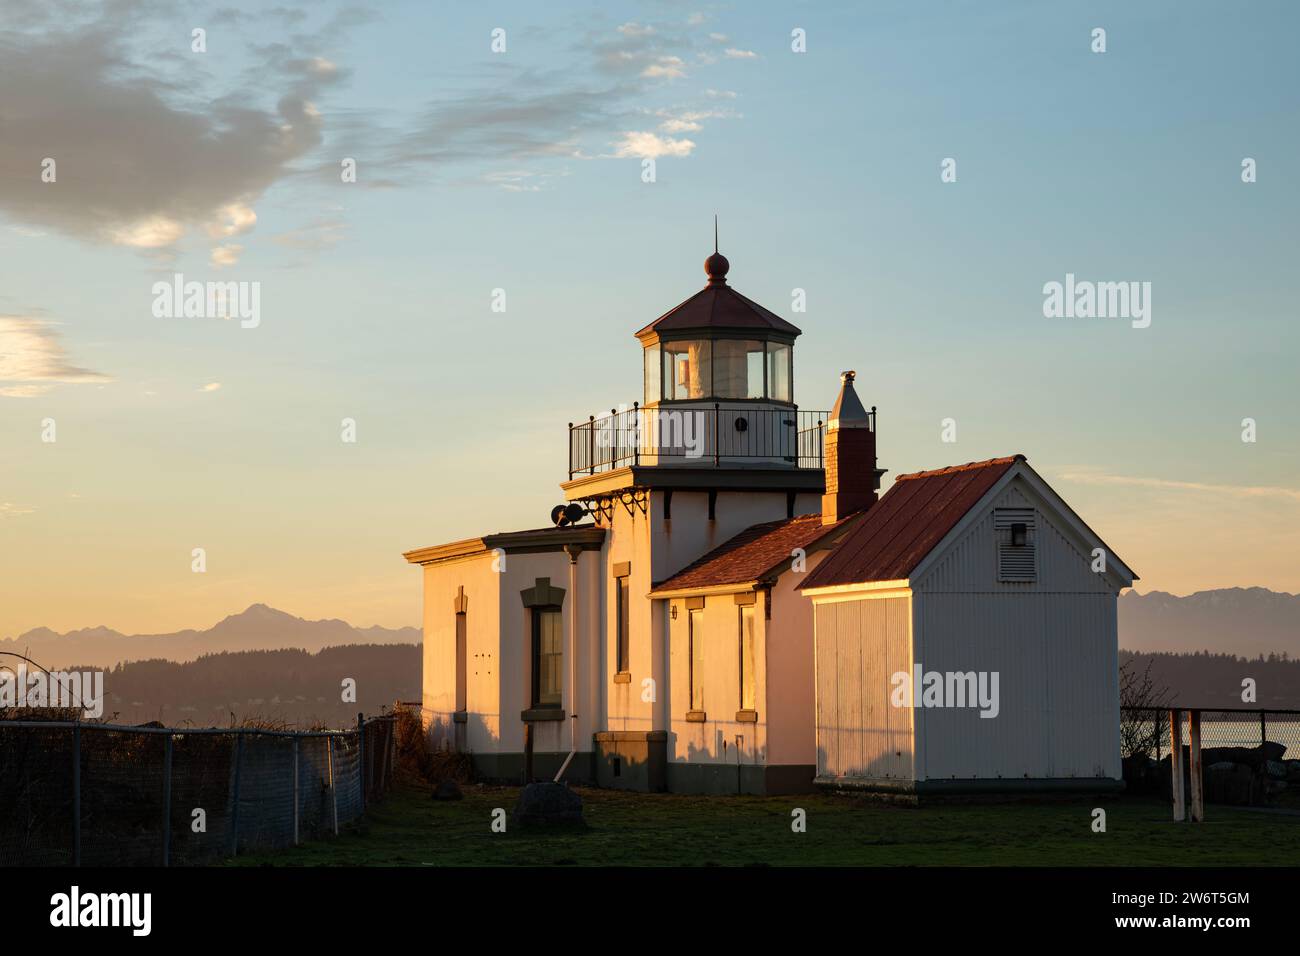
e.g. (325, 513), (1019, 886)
(704, 217), (729, 284)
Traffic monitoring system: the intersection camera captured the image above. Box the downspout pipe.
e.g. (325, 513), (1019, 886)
(553, 546), (579, 785)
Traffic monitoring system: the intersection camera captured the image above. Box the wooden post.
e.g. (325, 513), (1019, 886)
(357, 713), (366, 814)
(229, 731), (244, 856)
(1188, 710), (1204, 823)
(524, 722), (534, 784)
(161, 734), (173, 866)
(327, 735), (339, 836)
(380, 718), (393, 792)
(1169, 709), (1185, 822)
(72, 724), (81, 867)
(292, 736), (300, 845)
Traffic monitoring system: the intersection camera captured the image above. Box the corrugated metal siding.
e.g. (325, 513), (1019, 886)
(915, 481), (1113, 595)
(915, 593), (1119, 780)
(814, 597), (913, 781)
(910, 477), (1121, 781)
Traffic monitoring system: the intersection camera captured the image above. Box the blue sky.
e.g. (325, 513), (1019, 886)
(1, 0), (1297, 634)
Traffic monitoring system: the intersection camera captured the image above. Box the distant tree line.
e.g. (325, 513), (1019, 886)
(70, 644), (420, 729)
(1120, 649), (1300, 710)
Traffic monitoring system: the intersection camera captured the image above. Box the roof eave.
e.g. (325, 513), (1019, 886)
(649, 580), (762, 600)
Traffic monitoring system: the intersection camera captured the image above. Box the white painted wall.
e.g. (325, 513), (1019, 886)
(420, 553), (501, 752)
(764, 551), (826, 768)
(420, 548), (602, 759)
(812, 591), (915, 783)
(665, 591), (770, 769)
(910, 477), (1122, 781)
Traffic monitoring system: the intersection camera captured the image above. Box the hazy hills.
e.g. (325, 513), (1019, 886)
(1119, 587), (1300, 659)
(1, 603), (420, 671)
(3, 589), (1297, 674)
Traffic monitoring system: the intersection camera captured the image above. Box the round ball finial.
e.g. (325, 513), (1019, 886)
(705, 251), (730, 284)
(841, 370), (857, 385)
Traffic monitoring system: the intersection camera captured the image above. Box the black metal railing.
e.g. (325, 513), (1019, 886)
(567, 403), (847, 479)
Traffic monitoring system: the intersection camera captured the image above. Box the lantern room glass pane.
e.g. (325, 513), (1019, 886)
(713, 339), (765, 399)
(644, 345), (661, 404)
(663, 340), (710, 400)
(767, 343), (792, 403)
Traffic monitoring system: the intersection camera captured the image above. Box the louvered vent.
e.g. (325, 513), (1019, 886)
(994, 508), (1037, 582)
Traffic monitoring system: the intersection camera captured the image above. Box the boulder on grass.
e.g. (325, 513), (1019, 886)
(432, 778), (464, 801)
(513, 781), (584, 827)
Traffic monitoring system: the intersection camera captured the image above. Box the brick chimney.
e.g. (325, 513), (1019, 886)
(821, 371), (881, 524)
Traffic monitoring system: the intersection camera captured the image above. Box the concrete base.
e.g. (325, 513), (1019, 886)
(816, 775), (1125, 795)
(667, 762), (816, 795)
(594, 731), (667, 792)
(471, 751), (595, 786)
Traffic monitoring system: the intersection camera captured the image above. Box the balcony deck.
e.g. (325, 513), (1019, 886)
(567, 403), (865, 480)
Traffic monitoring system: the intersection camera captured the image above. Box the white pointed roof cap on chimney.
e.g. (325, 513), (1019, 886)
(827, 370), (871, 430)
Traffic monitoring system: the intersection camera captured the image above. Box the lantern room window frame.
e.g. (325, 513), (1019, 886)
(640, 331), (796, 407)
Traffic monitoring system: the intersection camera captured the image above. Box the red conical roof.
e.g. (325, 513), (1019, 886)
(635, 252), (802, 341)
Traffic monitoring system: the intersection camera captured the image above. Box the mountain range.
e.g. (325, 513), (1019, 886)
(0, 603), (420, 670)
(1119, 587), (1299, 659)
(2, 588), (1297, 672)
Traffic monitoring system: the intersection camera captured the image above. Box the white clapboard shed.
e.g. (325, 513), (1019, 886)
(798, 455), (1137, 793)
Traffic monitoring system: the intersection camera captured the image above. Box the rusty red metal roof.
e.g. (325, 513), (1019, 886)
(635, 281), (802, 340)
(652, 512), (855, 593)
(798, 455), (1023, 589)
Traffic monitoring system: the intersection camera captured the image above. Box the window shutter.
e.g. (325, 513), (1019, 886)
(995, 508), (1037, 582)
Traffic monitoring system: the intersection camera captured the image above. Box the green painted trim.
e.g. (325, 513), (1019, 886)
(520, 708), (565, 722)
(520, 577), (566, 608)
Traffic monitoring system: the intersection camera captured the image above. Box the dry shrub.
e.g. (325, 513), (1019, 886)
(393, 705), (473, 785)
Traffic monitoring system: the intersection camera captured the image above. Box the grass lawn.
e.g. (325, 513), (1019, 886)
(229, 782), (1300, 867)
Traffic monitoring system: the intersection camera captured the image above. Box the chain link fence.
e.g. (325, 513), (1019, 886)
(1121, 707), (1300, 808)
(0, 715), (395, 866)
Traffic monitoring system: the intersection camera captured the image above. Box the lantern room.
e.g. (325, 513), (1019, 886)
(635, 249), (800, 407)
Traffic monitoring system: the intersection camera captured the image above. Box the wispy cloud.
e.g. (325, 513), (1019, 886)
(0, 6), (347, 258)
(0, 502), (36, 519)
(198, 382), (223, 393)
(611, 131), (696, 159)
(0, 316), (110, 398)
(379, 16), (740, 187)
(1058, 470), (1300, 504)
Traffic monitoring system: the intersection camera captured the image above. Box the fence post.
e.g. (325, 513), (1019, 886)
(1169, 709), (1185, 822)
(292, 736), (300, 846)
(161, 734), (173, 866)
(357, 712), (366, 814)
(1188, 710), (1204, 823)
(229, 731), (244, 857)
(72, 723), (81, 867)
(381, 718), (394, 791)
(327, 735), (339, 836)
(1260, 710), (1267, 751)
